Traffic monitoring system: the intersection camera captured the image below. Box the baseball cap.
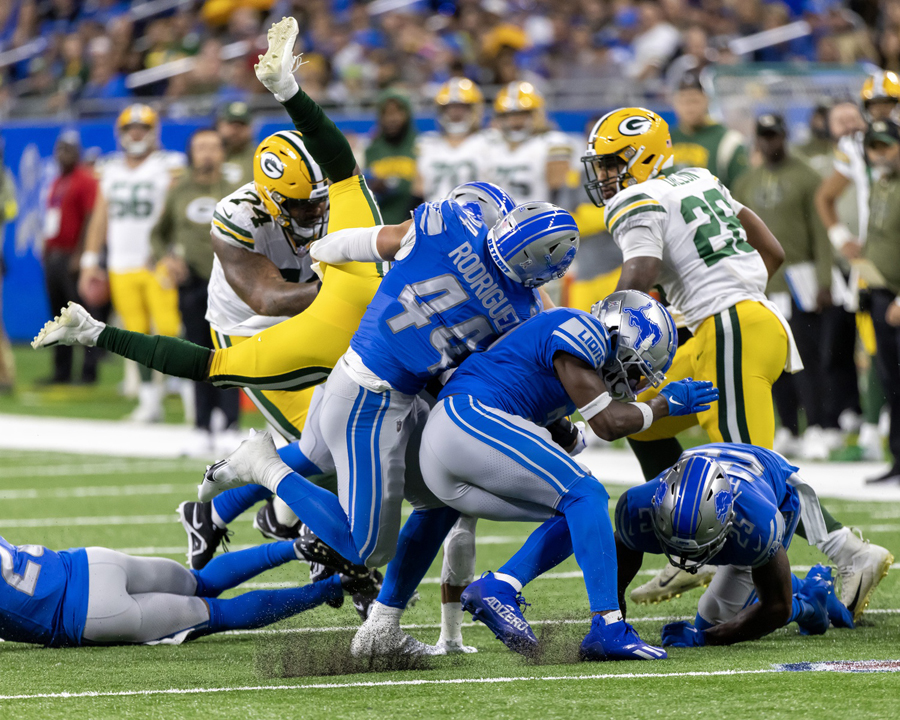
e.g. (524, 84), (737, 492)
(676, 69), (705, 93)
(865, 118), (900, 146)
(218, 101), (251, 124)
(57, 129), (82, 148)
(756, 113), (787, 136)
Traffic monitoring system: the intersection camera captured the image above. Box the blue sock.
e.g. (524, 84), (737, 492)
(211, 485), (272, 525)
(499, 513), (574, 587)
(696, 574), (808, 629)
(192, 540), (298, 598)
(205, 575), (342, 632)
(278, 442), (323, 476)
(275, 472), (363, 564)
(378, 507), (461, 609)
(554, 478), (618, 612)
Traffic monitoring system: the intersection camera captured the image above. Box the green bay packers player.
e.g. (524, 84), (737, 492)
(582, 107), (893, 612)
(485, 81), (572, 204)
(415, 78), (490, 202)
(79, 104), (186, 422)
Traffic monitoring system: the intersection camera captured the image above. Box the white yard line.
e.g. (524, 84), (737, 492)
(0, 514), (253, 529)
(0, 484), (197, 500)
(1, 461), (202, 478)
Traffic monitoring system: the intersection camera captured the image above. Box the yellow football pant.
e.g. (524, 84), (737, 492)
(207, 176), (383, 434)
(565, 267), (622, 313)
(631, 300), (788, 448)
(108, 269), (181, 337)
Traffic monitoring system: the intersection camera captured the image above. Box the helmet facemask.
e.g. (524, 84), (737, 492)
(119, 123), (155, 158)
(498, 110), (535, 144)
(269, 186), (329, 254)
(583, 151), (635, 207)
(439, 103), (479, 136)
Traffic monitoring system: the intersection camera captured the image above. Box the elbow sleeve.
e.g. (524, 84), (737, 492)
(310, 226), (384, 265)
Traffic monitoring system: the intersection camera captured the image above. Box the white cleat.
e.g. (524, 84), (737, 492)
(431, 638), (478, 655)
(350, 605), (436, 658)
(197, 429), (277, 502)
(834, 528), (894, 622)
(31, 302), (105, 349)
(254, 17), (303, 100)
(630, 564), (716, 605)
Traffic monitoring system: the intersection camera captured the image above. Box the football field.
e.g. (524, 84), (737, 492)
(1, 447), (898, 720)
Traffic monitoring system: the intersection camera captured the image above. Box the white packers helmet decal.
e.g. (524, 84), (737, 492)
(618, 116), (653, 136)
(259, 152), (286, 179)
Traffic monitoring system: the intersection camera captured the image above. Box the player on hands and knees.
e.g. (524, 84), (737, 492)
(616, 444), (858, 647)
(582, 107), (892, 611)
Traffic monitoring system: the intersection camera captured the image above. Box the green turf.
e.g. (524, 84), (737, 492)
(0, 450), (897, 718)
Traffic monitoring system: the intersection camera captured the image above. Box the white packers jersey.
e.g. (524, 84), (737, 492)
(605, 168), (768, 331)
(206, 182), (317, 336)
(834, 132), (872, 242)
(416, 131), (492, 202)
(99, 151), (185, 272)
(484, 129), (573, 204)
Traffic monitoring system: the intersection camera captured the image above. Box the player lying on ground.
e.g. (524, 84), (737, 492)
(198, 291), (717, 660)
(581, 107), (893, 610)
(0, 535), (376, 647)
(615, 443), (859, 647)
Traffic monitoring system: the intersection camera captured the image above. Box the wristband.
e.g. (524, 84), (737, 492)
(79, 251), (100, 270)
(827, 224), (853, 251)
(578, 392), (612, 421)
(634, 402), (653, 432)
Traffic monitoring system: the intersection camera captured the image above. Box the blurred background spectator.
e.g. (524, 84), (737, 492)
(0, 140), (15, 394)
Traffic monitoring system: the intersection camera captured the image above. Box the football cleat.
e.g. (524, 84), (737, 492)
(339, 569), (381, 598)
(460, 572), (538, 656)
(309, 561), (343, 610)
(198, 430), (277, 503)
(254, 17), (303, 100)
(833, 528), (893, 621)
(31, 302), (105, 349)
(177, 501), (231, 570)
(351, 569), (384, 621)
(796, 574), (829, 636)
(431, 638), (478, 655)
(254, 499), (301, 541)
(580, 614), (667, 661)
(630, 564), (716, 604)
(294, 523), (365, 577)
(350, 604), (436, 658)
(805, 564), (855, 629)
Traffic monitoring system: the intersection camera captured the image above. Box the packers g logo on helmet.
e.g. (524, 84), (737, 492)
(253, 131), (329, 253)
(116, 103), (159, 157)
(581, 107), (674, 208)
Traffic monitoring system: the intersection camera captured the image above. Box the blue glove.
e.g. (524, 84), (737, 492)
(661, 621), (706, 648)
(659, 378), (719, 416)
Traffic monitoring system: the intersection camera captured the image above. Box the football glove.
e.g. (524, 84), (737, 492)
(568, 421), (587, 457)
(659, 378), (719, 416)
(661, 621), (706, 648)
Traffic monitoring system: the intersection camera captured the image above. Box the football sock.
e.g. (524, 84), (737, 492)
(278, 441), (323, 476)
(439, 602), (465, 643)
(628, 437), (684, 481)
(556, 479), (619, 612)
(211, 485), (272, 526)
(97, 327), (211, 382)
(205, 575), (342, 632)
(193, 540), (298, 598)
(281, 89), (357, 183)
(498, 513), (573, 587)
(378, 507), (461, 609)
(274, 471), (364, 565)
(492, 573), (523, 593)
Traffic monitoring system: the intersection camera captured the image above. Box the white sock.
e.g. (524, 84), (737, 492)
(210, 504), (227, 530)
(368, 601), (403, 626)
(273, 496), (299, 527)
(493, 572), (523, 593)
(259, 459), (293, 494)
(599, 610), (624, 625)
(440, 602), (464, 643)
(818, 526), (851, 560)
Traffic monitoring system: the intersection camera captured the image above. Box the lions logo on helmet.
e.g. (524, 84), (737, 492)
(116, 104), (159, 158)
(582, 108), (674, 207)
(253, 131), (329, 254)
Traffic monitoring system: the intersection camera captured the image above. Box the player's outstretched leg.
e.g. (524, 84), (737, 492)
(817, 527), (893, 622)
(461, 571), (539, 656)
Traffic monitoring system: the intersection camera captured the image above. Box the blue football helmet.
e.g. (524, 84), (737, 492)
(649, 453), (734, 573)
(448, 181), (516, 229)
(486, 202), (579, 287)
(592, 289), (677, 400)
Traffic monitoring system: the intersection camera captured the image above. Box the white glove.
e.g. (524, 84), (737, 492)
(568, 421), (588, 457)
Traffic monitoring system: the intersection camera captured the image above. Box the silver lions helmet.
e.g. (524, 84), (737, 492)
(592, 289), (677, 400)
(650, 454), (735, 573)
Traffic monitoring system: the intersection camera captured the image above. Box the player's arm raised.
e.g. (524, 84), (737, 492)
(738, 206), (784, 280)
(77, 189), (108, 298)
(212, 234), (319, 317)
(310, 218), (413, 266)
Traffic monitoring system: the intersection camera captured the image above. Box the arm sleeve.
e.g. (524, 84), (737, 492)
(544, 311), (610, 370)
(309, 226), (383, 264)
(280, 89), (357, 183)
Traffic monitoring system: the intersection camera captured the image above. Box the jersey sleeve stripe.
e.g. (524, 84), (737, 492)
(606, 198), (663, 229)
(606, 192), (654, 217)
(212, 211), (253, 240)
(608, 204), (666, 234)
(212, 220), (254, 249)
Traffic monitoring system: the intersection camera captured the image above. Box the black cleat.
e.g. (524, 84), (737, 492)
(178, 501), (231, 570)
(352, 569), (383, 620)
(253, 498), (302, 540)
(309, 561), (344, 609)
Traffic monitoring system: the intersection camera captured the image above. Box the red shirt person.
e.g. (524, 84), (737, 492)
(42, 131), (100, 384)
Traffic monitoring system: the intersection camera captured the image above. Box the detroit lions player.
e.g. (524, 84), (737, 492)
(200, 191), (580, 579)
(615, 444), (858, 647)
(0, 535), (376, 647)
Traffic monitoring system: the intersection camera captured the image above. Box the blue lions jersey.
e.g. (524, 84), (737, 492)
(0, 536), (89, 647)
(350, 200), (541, 395)
(616, 444), (802, 568)
(441, 308), (611, 427)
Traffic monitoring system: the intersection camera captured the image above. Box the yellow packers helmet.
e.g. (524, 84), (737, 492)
(494, 81), (545, 142)
(861, 70), (900, 119)
(581, 108), (673, 207)
(435, 77), (484, 136)
(115, 104), (159, 157)
(253, 131), (329, 253)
